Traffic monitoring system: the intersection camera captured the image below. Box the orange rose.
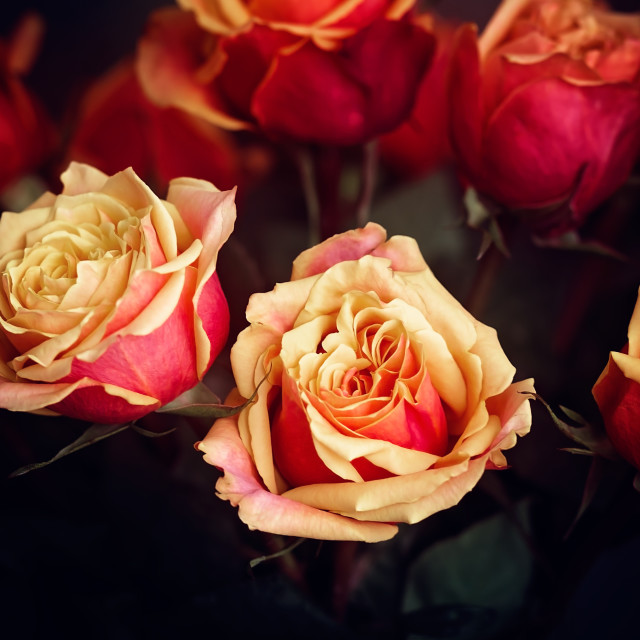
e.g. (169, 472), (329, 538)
(177, 0), (415, 45)
(0, 162), (235, 424)
(593, 288), (640, 471)
(449, 0), (640, 236)
(198, 224), (534, 542)
(136, 1), (435, 146)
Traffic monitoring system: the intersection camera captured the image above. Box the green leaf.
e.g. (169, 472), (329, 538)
(130, 424), (176, 438)
(8, 422), (131, 478)
(157, 367), (272, 419)
(523, 392), (619, 460)
(402, 501), (534, 640)
(531, 231), (628, 261)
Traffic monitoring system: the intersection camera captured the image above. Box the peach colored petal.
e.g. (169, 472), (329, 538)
(60, 162), (109, 195)
(0, 208), (52, 257)
(337, 456), (490, 523)
(198, 413), (398, 542)
(291, 222), (387, 280)
(283, 454), (472, 514)
(371, 234), (428, 272)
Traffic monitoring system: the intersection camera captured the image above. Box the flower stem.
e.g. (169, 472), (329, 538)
(355, 141), (378, 228)
(292, 146), (322, 247)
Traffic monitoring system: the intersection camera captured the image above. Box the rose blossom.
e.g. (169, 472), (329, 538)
(0, 162), (235, 424)
(593, 288), (640, 471)
(136, 1), (435, 146)
(449, 0), (640, 237)
(198, 224), (534, 542)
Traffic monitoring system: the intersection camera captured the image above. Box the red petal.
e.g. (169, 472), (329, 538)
(252, 18), (434, 145)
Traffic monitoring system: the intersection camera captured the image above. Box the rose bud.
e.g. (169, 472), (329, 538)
(136, 2), (435, 146)
(198, 223), (534, 542)
(593, 288), (640, 471)
(449, 0), (640, 237)
(0, 162), (235, 424)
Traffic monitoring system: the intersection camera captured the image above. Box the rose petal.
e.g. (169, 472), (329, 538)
(199, 409), (398, 542)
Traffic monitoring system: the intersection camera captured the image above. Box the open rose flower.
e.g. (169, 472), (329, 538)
(198, 223), (534, 542)
(449, 0), (640, 237)
(0, 162), (235, 424)
(593, 288), (640, 471)
(136, 2), (434, 146)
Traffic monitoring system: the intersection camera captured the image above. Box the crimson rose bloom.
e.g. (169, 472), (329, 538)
(449, 0), (640, 237)
(136, 1), (434, 146)
(593, 288), (640, 471)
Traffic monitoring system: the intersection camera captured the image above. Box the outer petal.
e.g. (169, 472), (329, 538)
(481, 77), (640, 231)
(198, 408), (398, 542)
(136, 7), (250, 131)
(593, 350), (640, 471)
(291, 222), (387, 279)
(251, 18), (434, 145)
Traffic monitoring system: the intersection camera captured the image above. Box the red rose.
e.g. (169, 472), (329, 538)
(449, 0), (640, 237)
(136, 3), (435, 146)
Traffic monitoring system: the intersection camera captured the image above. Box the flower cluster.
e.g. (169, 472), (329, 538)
(1, 0), (639, 548)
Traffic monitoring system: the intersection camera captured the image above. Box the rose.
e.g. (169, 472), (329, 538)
(449, 0), (640, 237)
(136, 2), (435, 146)
(593, 288), (640, 471)
(68, 60), (240, 193)
(177, 0), (416, 43)
(198, 223), (534, 542)
(0, 162), (235, 424)
(0, 14), (56, 192)
(379, 13), (456, 177)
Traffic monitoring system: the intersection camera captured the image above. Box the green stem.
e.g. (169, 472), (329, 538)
(355, 141), (378, 228)
(292, 146), (321, 247)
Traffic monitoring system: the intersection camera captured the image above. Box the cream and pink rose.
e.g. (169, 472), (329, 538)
(0, 162), (235, 424)
(198, 223), (534, 542)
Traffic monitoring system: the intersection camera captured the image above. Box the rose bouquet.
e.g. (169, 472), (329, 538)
(1, 0), (640, 638)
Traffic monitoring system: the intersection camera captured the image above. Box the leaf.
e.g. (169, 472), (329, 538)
(402, 501), (534, 640)
(8, 422), (131, 478)
(522, 392), (619, 460)
(157, 367), (271, 418)
(531, 231), (627, 261)
(130, 424), (176, 438)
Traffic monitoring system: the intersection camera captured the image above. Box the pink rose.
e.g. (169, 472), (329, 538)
(198, 223), (534, 542)
(449, 0), (640, 236)
(593, 288), (640, 471)
(0, 162), (235, 423)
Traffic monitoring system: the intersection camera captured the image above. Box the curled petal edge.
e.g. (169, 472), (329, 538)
(198, 415), (399, 542)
